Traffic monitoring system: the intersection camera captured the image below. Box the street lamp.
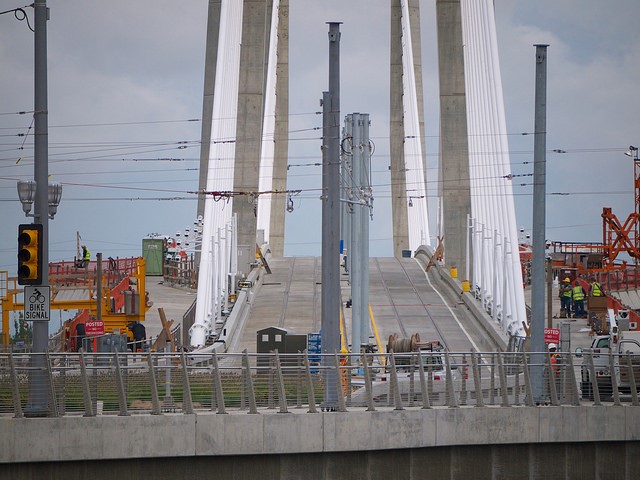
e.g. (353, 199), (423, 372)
(17, 180), (36, 215)
(47, 183), (62, 219)
(17, 180), (63, 219)
(624, 145), (638, 159)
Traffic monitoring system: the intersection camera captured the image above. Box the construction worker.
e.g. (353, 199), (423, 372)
(548, 343), (560, 366)
(590, 277), (603, 297)
(128, 321), (146, 352)
(548, 343), (562, 395)
(572, 279), (586, 319)
(77, 244), (90, 268)
(559, 277), (572, 318)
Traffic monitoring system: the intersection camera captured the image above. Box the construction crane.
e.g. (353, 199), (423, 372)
(601, 146), (640, 269)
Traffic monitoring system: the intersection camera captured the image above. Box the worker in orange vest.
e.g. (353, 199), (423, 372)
(548, 343), (561, 375)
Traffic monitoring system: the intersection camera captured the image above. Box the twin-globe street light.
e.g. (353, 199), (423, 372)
(17, 180), (62, 219)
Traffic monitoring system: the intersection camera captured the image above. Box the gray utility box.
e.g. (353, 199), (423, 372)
(257, 326), (308, 370)
(124, 290), (140, 315)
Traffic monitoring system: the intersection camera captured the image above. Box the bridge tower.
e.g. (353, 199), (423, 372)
(196, 0), (289, 270)
(192, 0), (526, 345)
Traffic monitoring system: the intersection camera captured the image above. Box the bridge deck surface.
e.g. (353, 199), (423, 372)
(142, 257), (598, 355)
(230, 256), (483, 354)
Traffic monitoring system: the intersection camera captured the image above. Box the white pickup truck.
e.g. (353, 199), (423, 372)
(577, 310), (640, 400)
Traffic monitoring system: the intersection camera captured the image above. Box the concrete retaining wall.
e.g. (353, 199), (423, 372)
(2, 406), (639, 465)
(2, 406), (640, 479)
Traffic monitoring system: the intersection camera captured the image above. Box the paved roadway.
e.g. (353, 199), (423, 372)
(143, 257), (597, 355)
(227, 256), (493, 354)
(143, 276), (195, 343)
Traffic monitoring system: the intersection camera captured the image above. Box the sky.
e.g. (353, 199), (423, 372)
(1, 0), (639, 275)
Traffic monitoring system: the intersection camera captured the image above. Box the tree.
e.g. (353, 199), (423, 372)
(11, 313), (32, 345)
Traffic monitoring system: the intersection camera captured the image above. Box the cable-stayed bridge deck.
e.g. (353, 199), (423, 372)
(227, 256), (501, 354)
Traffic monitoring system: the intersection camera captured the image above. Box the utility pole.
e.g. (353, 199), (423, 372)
(347, 113), (371, 351)
(530, 44), (549, 404)
(321, 22), (341, 409)
(26, 0), (50, 416)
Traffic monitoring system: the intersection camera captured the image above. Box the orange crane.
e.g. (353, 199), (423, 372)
(601, 146), (640, 270)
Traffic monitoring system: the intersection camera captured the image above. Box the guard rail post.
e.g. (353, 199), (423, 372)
(304, 350), (317, 413)
(444, 351), (458, 408)
(242, 350), (258, 414)
(113, 352), (129, 416)
(333, 352), (347, 412)
(361, 353), (376, 411)
(296, 353), (303, 408)
(627, 353), (639, 406)
(497, 351), (510, 407)
(273, 350), (289, 414)
(59, 357), (67, 415)
(417, 351), (431, 409)
(146, 354), (162, 415)
(471, 351), (484, 407)
(489, 356), (496, 405)
(211, 351), (226, 414)
(388, 351), (404, 411)
(586, 351), (602, 405)
(427, 359), (434, 401)
(80, 352), (94, 417)
(407, 354), (415, 407)
(267, 354), (275, 409)
(513, 354), (521, 406)
(45, 352), (58, 417)
(546, 353), (559, 406)
(460, 353), (468, 406)
(609, 352), (622, 406)
(566, 352), (581, 406)
(9, 353), (24, 418)
(522, 352), (535, 406)
(180, 352), (194, 414)
(346, 354), (353, 405)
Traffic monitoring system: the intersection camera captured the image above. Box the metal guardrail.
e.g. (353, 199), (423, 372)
(1, 350), (638, 418)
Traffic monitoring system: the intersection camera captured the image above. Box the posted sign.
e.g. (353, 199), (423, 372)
(24, 286), (50, 322)
(544, 327), (561, 344)
(85, 320), (105, 336)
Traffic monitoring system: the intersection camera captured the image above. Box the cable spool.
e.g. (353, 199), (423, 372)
(386, 333), (421, 353)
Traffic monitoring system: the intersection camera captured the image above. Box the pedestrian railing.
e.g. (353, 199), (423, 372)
(1, 350), (638, 418)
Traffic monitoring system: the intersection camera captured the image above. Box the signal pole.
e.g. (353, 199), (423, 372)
(26, 0), (50, 416)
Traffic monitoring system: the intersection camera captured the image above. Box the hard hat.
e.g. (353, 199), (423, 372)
(548, 343), (557, 350)
(563, 278), (570, 282)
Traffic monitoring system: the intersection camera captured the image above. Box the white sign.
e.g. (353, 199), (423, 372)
(24, 286), (50, 322)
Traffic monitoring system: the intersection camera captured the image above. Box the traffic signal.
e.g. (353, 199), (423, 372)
(17, 223), (42, 285)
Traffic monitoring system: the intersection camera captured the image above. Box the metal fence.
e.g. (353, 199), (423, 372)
(1, 350), (638, 418)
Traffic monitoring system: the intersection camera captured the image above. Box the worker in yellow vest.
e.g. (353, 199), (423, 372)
(590, 278), (603, 297)
(572, 280), (586, 318)
(81, 244), (90, 268)
(559, 277), (572, 318)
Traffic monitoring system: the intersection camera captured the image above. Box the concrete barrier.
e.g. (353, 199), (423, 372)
(2, 405), (639, 464)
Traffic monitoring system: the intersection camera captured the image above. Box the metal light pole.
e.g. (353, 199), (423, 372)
(25, 0), (51, 416)
(530, 44), (549, 404)
(321, 22), (341, 409)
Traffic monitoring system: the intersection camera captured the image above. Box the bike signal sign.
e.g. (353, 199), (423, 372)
(24, 286), (50, 322)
